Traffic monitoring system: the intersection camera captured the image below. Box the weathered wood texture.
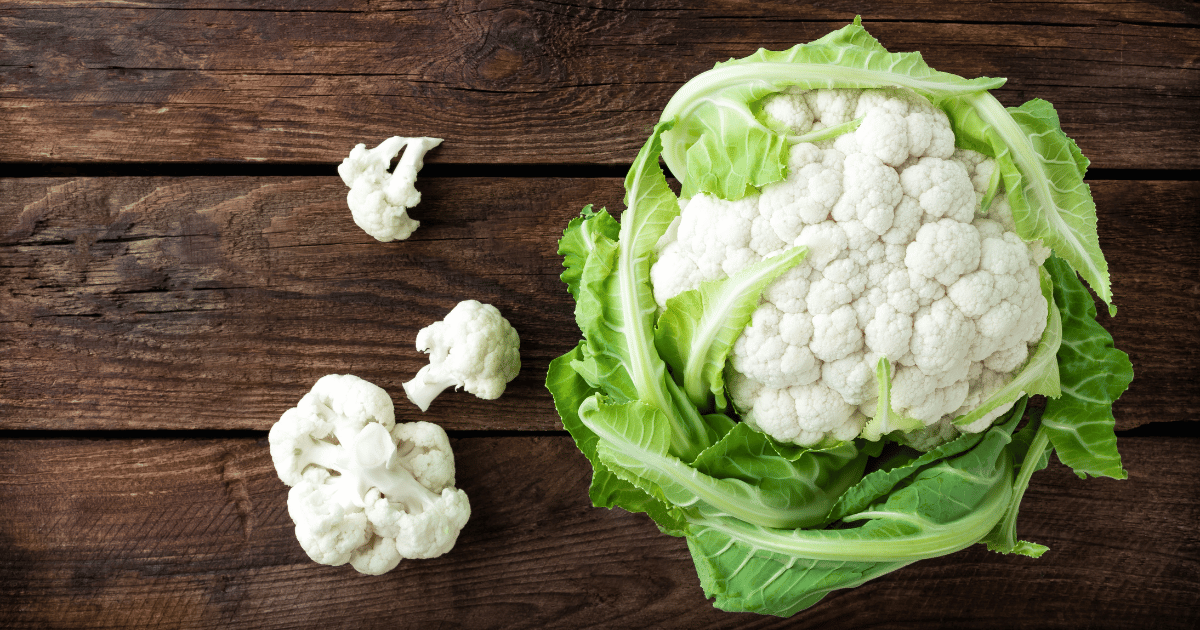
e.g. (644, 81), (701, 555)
(1, 2), (1196, 168)
(0, 435), (1194, 629)
(2, 177), (1195, 431)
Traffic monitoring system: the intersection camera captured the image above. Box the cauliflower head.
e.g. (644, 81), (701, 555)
(651, 87), (1053, 448)
(338, 136), (442, 242)
(269, 374), (470, 574)
(403, 300), (521, 412)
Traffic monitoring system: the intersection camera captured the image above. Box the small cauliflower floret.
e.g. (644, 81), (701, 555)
(905, 219), (982, 286)
(758, 143), (845, 241)
(338, 136), (442, 242)
(909, 299), (975, 379)
(403, 300), (521, 412)
(650, 86), (1053, 448)
(822, 353), (878, 405)
(804, 89), (860, 127)
(762, 86), (816, 134)
(900, 157), (976, 223)
(269, 374), (470, 575)
(731, 375), (861, 446)
(831, 153), (902, 234)
(731, 304), (820, 388)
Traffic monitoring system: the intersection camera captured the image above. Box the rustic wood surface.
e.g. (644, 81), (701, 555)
(3, 177), (1196, 431)
(1, 1), (1197, 628)
(1, 2), (1197, 169)
(0, 436), (1196, 629)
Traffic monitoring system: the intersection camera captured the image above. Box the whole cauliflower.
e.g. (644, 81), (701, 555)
(651, 87), (1053, 448)
(403, 300), (521, 412)
(338, 136), (442, 242)
(269, 374), (471, 575)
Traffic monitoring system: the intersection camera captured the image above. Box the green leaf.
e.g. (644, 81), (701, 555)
(685, 412), (1021, 616)
(833, 399), (1027, 523)
(655, 246), (807, 412)
(1040, 256), (1132, 480)
(569, 121), (718, 460)
(681, 106), (787, 200)
(658, 17), (1004, 196)
(571, 231), (640, 403)
(545, 343), (683, 531)
(558, 204), (620, 302)
(948, 96), (1114, 314)
(581, 398), (851, 530)
(982, 404), (1051, 557)
(859, 356), (924, 442)
(691, 423), (870, 529)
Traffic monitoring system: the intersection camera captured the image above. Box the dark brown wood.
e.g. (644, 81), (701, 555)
(0, 4), (1196, 168)
(2, 177), (1194, 431)
(1, 3), (1196, 627)
(0, 435), (1194, 628)
(0, 176), (620, 430)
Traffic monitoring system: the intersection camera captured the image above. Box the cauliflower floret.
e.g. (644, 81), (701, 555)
(730, 374), (861, 446)
(338, 136), (442, 242)
(650, 87), (1050, 447)
(269, 374), (471, 574)
(831, 153), (902, 234)
(762, 86), (816, 135)
(731, 304), (820, 388)
(403, 300), (522, 412)
(804, 89), (860, 127)
(900, 157), (976, 223)
(758, 143), (845, 242)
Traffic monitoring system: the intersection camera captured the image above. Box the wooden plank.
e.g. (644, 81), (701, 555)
(0, 435), (1195, 628)
(0, 176), (619, 431)
(12, 0), (1196, 24)
(2, 177), (1194, 431)
(0, 4), (1196, 168)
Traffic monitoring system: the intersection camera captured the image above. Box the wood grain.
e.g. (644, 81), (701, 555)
(0, 176), (618, 430)
(2, 177), (1194, 431)
(1, 3), (1196, 168)
(1, 2), (1195, 628)
(0, 435), (1194, 629)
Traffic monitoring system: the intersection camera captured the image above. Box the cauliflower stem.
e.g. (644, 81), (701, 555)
(402, 367), (462, 414)
(547, 17), (1131, 618)
(303, 422), (442, 513)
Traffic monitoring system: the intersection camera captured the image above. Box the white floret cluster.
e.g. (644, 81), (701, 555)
(651, 87), (1053, 447)
(338, 136), (442, 242)
(270, 374), (471, 575)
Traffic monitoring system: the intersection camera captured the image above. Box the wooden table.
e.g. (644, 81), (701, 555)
(2, 2), (1197, 627)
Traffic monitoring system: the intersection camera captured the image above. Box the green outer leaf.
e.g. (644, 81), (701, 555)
(948, 94), (1114, 314)
(655, 246), (807, 412)
(581, 397), (850, 530)
(1040, 256), (1132, 480)
(572, 231), (640, 403)
(983, 406), (1051, 557)
(658, 17), (1004, 194)
(569, 122), (716, 460)
(546, 343), (684, 531)
(953, 265), (1062, 427)
(685, 413), (1021, 616)
(558, 205), (620, 301)
(682, 103), (787, 199)
(690, 423), (870, 530)
(833, 398), (1027, 523)
(615, 122), (683, 416)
